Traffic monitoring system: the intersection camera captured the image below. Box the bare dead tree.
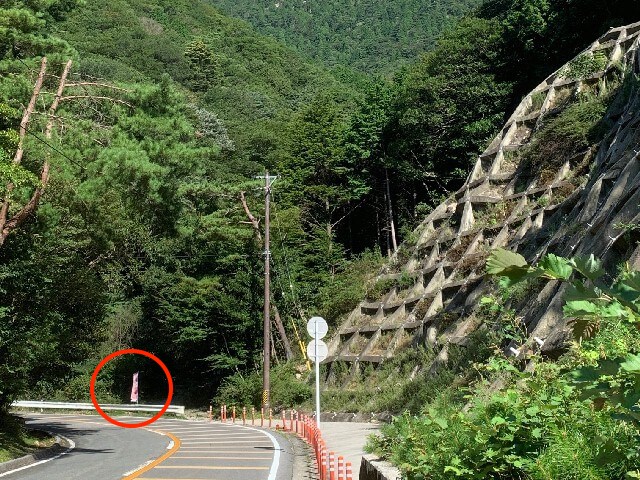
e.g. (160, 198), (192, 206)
(0, 60), (73, 246)
(0, 57), (48, 243)
(0, 58), (129, 247)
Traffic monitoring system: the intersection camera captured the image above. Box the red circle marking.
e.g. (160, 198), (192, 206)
(90, 348), (174, 428)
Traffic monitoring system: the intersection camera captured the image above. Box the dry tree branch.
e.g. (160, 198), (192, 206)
(240, 190), (262, 242)
(0, 57), (48, 236)
(66, 82), (132, 92)
(1, 59), (73, 246)
(58, 95), (134, 108)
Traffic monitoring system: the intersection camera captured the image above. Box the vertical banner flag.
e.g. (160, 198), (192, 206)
(130, 372), (139, 403)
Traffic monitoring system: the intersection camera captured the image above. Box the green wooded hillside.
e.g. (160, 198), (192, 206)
(55, 0), (355, 161)
(209, 0), (483, 73)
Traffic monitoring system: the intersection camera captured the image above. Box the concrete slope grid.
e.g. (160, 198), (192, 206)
(326, 22), (640, 383)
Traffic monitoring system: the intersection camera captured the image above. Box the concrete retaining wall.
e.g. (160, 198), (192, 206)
(359, 454), (402, 480)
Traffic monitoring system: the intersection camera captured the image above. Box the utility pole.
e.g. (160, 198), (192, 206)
(257, 172), (277, 412)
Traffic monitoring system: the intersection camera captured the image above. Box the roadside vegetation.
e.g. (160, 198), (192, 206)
(367, 251), (640, 479)
(0, 415), (55, 463)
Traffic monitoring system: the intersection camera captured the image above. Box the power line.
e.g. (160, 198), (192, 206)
(270, 193), (307, 321)
(23, 126), (84, 170)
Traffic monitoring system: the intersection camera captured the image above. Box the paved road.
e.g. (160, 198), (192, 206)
(2, 414), (295, 480)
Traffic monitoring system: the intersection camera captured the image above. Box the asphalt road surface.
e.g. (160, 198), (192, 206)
(2, 414), (296, 480)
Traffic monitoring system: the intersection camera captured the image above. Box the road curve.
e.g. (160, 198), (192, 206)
(3, 414), (296, 480)
(1, 414), (170, 480)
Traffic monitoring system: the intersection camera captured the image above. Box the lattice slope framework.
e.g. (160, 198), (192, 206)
(326, 23), (640, 385)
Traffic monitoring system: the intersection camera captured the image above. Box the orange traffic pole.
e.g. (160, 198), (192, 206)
(242, 407), (246, 425)
(345, 461), (353, 480)
(329, 451), (336, 480)
(208, 405), (212, 422)
(232, 405), (236, 423)
(261, 407), (264, 427)
(269, 408), (273, 428)
(338, 456), (345, 480)
(320, 445), (327, 480)
(251, 406), (255, 425)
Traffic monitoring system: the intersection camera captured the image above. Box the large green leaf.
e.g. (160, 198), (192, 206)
(569, 254), (604, 281)
(564, 300), (598, 317)
(622, 271), (640, 292)
(571, 360), (620, 382)
(621, 354), (640, 374)
(609, 282), (640, 307)
(539, 253), (573, 280)
(565, 283), (602, 302)
(486, 248), (529, 281)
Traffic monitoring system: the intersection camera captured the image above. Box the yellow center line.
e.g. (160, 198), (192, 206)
(122, 432), (181, 480)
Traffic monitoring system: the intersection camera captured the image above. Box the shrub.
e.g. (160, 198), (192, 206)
(368, 361), (640, 479)
(213, 362), (311, 410)
(563, 52), (609, 80)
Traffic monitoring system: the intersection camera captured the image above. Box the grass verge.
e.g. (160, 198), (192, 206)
(0, 414), (56, 463)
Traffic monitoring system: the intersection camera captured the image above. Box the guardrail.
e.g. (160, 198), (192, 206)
(12, 400), (185, 415)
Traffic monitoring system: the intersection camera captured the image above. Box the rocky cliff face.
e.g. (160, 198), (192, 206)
(326, 22), (640, 385)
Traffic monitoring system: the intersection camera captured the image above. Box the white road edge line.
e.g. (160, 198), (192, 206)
(238, 425), (281, 480)
(0, 433), (75, 478)
(121, 460), (153, 477)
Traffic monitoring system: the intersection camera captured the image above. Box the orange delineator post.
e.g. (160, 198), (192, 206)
(208, 405), (212, 422)
(251, 406), (255, 425)
(269, 408), (273, 428)
(269, 411), (349, 480)
(329, 452), (336, 480)
(242, 406), (247, 425)
(345, 461), (353, 480)
(320, 445), (327, 480)
(260, 407), (264, 427)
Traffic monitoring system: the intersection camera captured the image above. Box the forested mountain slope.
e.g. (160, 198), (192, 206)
(1, 0), (361, 408)
(210, 0), (482, 73)
(55, 0), (353, 160)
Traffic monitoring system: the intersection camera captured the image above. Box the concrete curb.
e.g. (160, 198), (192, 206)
(0, 432), (71, 476)
(360, 454), (402, 480)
